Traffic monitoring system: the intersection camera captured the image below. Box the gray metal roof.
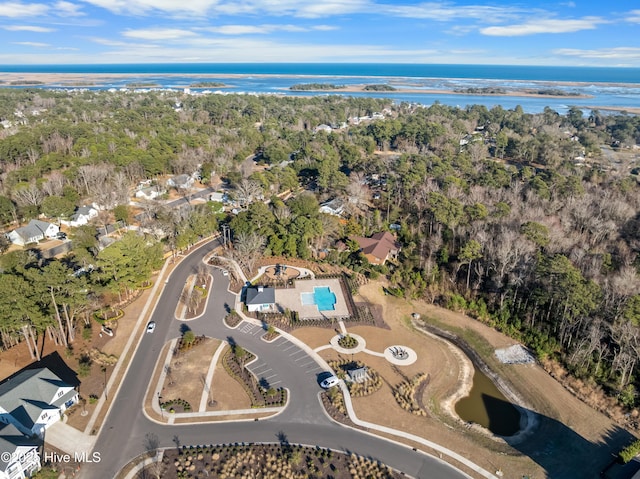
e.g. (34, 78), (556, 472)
(246, 286), (275, 305)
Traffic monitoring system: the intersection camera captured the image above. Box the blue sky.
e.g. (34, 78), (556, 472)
(0, 0), (637, 66)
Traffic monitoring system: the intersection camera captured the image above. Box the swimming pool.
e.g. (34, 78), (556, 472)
(300, 286), (336, 311)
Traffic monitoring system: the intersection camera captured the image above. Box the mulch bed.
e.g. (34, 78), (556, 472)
(321, 391), (358, 428)
(183, 275), (213, 320)
(144, 443), (404, 479)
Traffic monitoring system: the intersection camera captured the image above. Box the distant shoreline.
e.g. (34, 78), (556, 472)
(0, 72), (637, 90)
(1, 72), (639, 114)
(0, 73), (594, 99)
(289, 83), (592, 99)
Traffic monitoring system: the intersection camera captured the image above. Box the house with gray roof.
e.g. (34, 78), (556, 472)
(135, 185), (166, 201)
(6, 220), (59, 246)
(61, 206), (98, 228)
(245, 286), (276, 312)
(0, 423), (40, 479)
(0, 368), (78, 438)
(167, 174), (195, 190)
(319, 198), (345, 217)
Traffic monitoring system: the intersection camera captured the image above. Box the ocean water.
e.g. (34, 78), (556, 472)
(2, 63), (640, 83)
(2, 63), (639, 114)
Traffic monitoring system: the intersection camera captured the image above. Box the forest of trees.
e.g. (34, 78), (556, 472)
(0, 87), (639, 408)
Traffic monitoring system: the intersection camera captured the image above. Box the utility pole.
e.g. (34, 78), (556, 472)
(221, 224), (230, 248)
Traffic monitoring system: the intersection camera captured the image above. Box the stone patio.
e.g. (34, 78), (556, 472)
(275, 278), (349, 320)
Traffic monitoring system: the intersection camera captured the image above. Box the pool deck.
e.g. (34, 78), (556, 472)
(275, 278), (349, 319)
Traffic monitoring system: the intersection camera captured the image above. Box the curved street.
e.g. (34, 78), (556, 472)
(81, 240), (471, 479)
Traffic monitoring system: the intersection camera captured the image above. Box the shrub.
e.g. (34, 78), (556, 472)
(82, 325), (92, 340)
(619, 439), (640, 463)
(338, 335), (358, 349)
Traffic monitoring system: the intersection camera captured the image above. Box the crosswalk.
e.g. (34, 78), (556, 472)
(237, 321), (326, 389)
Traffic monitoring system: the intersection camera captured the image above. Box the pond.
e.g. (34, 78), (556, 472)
(455, 366), (521, 436)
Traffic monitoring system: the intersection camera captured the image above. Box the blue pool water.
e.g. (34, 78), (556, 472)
(300, 287), (337, 312)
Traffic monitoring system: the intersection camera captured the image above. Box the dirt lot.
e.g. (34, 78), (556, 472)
(207, 344), (252, 412)
(331, 279), (637, 479)
(161, 338), (220, 411)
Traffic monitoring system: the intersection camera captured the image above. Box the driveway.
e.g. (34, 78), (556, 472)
(80, 240), (469, 479)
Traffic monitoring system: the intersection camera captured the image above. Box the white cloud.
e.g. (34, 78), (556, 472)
(313, 25), (338, 31)
(205, 25), (273, 35)
(383, 2), (523, 21)
(89, 36), (158, 48)
(78, 0), (221, 15)
(122, 28), (198, 40)
(626, 10), (640, 23)
(78, 0), (370, 17)
(203, 23), (337, 35)
(13, 41), (50, 47)
(553, 47), (640, 61)
(3, 25), (54, 31)
(0, 1), (49, 17)
(293, 1), (369, 18)
(481, 17), (604, 36)
(55, 1), (84, 16)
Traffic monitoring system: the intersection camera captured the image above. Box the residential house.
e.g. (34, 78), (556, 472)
(245, 286), (276, 313)
(313, 124), (332, 134)
(167, 174), (195, 190)
(61, 206), (98, 228)
(0, 368), (78, 438)
(350, 231), (401, 265)
(319, 198), (345, 217)
(208, 192), (229, 203)
(0, 423), (40, 479)
(7, 220), (59, 246)
(135, 186), (166, 201)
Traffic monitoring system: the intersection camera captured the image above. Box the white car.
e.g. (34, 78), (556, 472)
(101, 325), (114, 337)
(146, 321), (156, 333)
(221, 269), (229, 276)
(320, 375), (339, 389)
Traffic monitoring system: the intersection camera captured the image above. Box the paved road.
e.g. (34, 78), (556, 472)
(82, 240), (469, 479)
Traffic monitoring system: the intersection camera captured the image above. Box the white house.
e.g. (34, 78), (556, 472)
(61, 206), (98, 228)
(245, 286), (276, 312)
(319, 198), (345, 217)
(135, 186), (166, 201)
(7, 220), (59, 246)
(167, 174), (195, 190)
(0, 368), (78, 438)
(313, 124), (332, 134)
(0, 423), (40, 479)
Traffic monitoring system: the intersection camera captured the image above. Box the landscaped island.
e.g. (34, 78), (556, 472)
(143, 443), (404, 478)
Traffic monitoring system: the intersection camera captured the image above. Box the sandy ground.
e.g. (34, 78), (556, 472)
(341, 280), (637, 479)
(293, 84), (592, 99)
